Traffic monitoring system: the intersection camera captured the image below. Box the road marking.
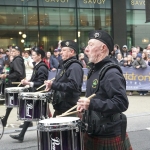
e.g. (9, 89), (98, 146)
(4, 124), (19, 128)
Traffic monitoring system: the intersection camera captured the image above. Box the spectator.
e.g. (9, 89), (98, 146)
(114, 44), (120, 58)
(126, 55), (133, 67)
(132, 52), (137, 60)
(132, 53), (147, 69)
(22, 51), (25, 58)
(121, 56), (128, 67)
(147, 44), (150, 50)
(0, 52), (5, 74)
(121, 45), (129, 58)
(116, 53), (123, 66)
(78, 53), (86, 68)
(54, 48), (62, 62)
(136, 46), (143, 53)
(132, 53), (147, 96)
(43, 52), (51, 69)
(142, 52), (148, 65)
(147, 55), (150, 66)
(131, 47), (138, 54)
(24, 51), (33, 80)
(3, 49), (10, 63)
(126, 54), (134, 96)
(50, 49), (62, 70)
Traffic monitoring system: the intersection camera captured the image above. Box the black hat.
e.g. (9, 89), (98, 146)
(31, 47), (45, 58)
(54, 49), (59, 52)
(88, 30), (114, 53)
(61, 40), (78, 53)
(136, 53), (142, 59)
(12, 46), (21, 52)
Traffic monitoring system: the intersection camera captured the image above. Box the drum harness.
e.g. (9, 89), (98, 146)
(78, 63), (127, 141)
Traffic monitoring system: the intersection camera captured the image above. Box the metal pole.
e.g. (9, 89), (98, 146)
(37, 0), (40, 46)
(75, 0), (79, 54)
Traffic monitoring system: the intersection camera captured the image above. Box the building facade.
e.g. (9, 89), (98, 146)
(0, 0), (149, 52)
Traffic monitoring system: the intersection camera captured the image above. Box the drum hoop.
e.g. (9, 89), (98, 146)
(37, 122), (79, 132)
(37, 118), (80, 131)
(5, 87), (27, 93)
(19, 92), (48, 99)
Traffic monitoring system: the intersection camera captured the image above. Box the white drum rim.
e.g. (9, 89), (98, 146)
(39, 117), (80, 124)
(19, 92), (48, 96)
(5, 87), (26, 90)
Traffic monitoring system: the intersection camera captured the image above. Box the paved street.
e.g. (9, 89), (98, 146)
(0, 93), (150, 150)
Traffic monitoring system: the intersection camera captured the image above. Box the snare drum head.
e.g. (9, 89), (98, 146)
(5, 87), (27, 93)
(19, 92), (48, 98)
(39, 117), (80, 126)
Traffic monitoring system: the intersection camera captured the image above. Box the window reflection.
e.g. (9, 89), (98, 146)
(0, 6), (38, 48)
(78, 9), (112, 52)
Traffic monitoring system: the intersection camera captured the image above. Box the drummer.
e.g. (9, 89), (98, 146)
(45, 40), (83, 117)
(0, 46), (25, 127)
(77, 30), (132, 149)
(10, 47), (49, 142)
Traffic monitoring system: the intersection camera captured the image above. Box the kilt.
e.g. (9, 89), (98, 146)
(83, 133), (133, 150)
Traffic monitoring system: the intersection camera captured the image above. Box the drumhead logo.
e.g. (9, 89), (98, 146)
(51, 137), (60, 150)
(9, 96), (14, 105)
(92, 79), (98, 88)
(26, 103), (33, 118)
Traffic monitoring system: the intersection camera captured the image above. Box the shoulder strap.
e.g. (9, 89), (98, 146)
(95, 63), (123, 93)
(64, 59), (83, 69)
(54, 59), (83, 82)
(35, 61), (48, 71)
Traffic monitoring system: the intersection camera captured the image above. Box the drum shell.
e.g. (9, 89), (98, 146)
(18, 92), (48, 121)
(37, 118), (83, 150)
(5, 87), (28, 108)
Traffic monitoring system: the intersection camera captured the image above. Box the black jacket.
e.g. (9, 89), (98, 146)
(30, 61), (48, 90)
(51, 56), (83, 111)
(86, 56), (129, 137)
(7, 56), (26, 82)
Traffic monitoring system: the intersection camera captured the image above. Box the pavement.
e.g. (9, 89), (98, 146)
(1, 92), (150, 150)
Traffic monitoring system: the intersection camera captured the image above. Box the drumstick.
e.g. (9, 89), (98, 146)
(36, 78), (55, 90)
(62, 93), (96, 115)
(57, 111), (79, 117)
(12, 82), (21, 84)
(17, 82), (22, 87)
(18, 78), (26, 87)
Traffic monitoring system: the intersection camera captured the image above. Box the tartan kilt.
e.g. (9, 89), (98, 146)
(83, 133), (133, 150)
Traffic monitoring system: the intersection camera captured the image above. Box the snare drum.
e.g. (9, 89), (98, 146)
(37, 117), (83, 150)
(18, 92), (48, 121)
(5, 87), (28, 108)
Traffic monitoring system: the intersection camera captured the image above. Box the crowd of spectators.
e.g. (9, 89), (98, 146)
(113, 43), (150, 96)
(0, 43), (150, 97)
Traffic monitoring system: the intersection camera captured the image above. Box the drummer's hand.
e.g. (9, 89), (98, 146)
(77, 98), (90, 111)
(44, 80), (53, 91)
(0, 74), (7, 79)
(21, 79), (30, 85)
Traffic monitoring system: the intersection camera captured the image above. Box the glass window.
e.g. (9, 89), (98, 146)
(39, 7), (77, 52)
(0, 6), (38, 49)
(127, 10), (150, 49)
(78, 8), (112, 52)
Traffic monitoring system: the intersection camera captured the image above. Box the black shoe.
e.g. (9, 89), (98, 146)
(0, 117), (7, 127)
(9, 134), (24, 142)
(19, 124), (24, 128)
(19, 122), (33, 128)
